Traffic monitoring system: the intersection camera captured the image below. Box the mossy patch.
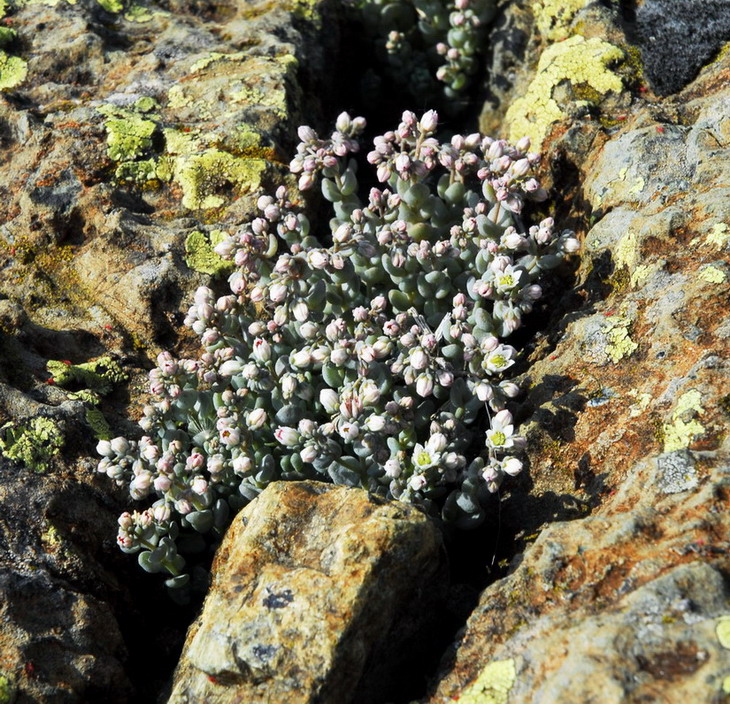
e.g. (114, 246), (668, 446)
(47, 356), (127, 395)
(184, 229), (235, 276)
(458, 658), (517, 704)
(0, 416), (64, 472)
(505, 35), (624, 147)
(96, 0), (123, 11)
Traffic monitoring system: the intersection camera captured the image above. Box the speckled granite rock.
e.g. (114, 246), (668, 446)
(168, 481), (448, 704)
(425, 9), (730, 704)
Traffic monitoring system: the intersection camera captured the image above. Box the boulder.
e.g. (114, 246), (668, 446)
(168, 481), (448, 704)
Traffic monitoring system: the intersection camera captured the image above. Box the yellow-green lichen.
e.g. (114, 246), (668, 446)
(614, 230), (640, 270)
(0, 49), (27, 90)
(663, 389), (705, 452)
(505, 35), (624, 147)
(458, 659), (517, 704)
(0, 416), (64, 472)
(630, 263), (656, 288)
(603, 315), (638, 363)
(0, 674), (16, 704)
(47, 357), (126, 439)
(707, 223), (729, 248)
(174, 148), (267, 210)
(190, 51), (246, 74)
(47, 356), (127, 395)
(723, 675), (730, 695)
(96, 0), (123, 11)
(532, 0), (587, 41)
(699, 265), (726, 283)
(717, 615), (730, 649)
(123, 2), (155, 21)
(184, 229), (235, 276)
(98, 104), (159, 163)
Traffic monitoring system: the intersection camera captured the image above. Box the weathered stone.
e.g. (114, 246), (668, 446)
(0, 1), (337, 700)
(168, 481), (448, 704)
(426, 13), (730, 704)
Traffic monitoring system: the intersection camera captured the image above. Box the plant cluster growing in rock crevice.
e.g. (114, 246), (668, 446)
(98, 109), (578, 590)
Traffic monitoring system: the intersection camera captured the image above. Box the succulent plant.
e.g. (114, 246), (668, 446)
(348, 0), (496, 100)
(98, 110), (578, 589)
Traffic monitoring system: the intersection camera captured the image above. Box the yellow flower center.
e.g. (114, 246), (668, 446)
(491, 431), (506, 446)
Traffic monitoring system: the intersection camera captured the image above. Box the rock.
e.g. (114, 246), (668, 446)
(628, 0), (730, 96)
(425, 10), (730, 704)
(0, 0), (338, 700)
(168, 481), (448, 704)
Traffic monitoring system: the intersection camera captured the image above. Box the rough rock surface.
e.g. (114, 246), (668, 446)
(167, 481), (448, 704)
(425, 4), (730, 703)
(0, 0), (337, 701)
(1, 0), (730, 702)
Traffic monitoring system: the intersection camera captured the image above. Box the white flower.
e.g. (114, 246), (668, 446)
(338, 419), (360, 441)
(412, 439), (441, 470)
(219, 359), (245, 376)
(482, 344), (516, 374)
(247, 408), (267, 430)
(416, 373), (434, 398)
(365, 414), (386, 432)
(300, 445), (318, 464)
(252, 338), (271, 363)
(359, 380), (381, 406)
(409, 474), (427, 491)
(494, 265), (524, 293)
(291, 349), (312, 368)
(232, 455), (253, 474)
(485, 410), (515, 449)
(501, 457), (523, 476)
(320, 389), (340, 414)
(384, 459), (401, 478)
(275, 426), (300, 447)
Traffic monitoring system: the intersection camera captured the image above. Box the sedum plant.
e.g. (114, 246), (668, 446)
(98, 110), (578, 588)
(348, 0), (496, 99)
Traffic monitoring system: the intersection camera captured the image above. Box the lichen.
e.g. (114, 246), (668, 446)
(717, 615), (730, 649)
(458, 658), (517, 704)
(190, 51), (246, 74)
(0, 416), (64, 472)
(614, 230), (640, 270)
(47, 357), (126, 439)
(173, 148), (267, 210)
(707, 223), (729, 248)
(699, 264), (726, 283)
(505, 35), (624, 147)
(603, 315), (638, 363)
(96, 0), (123, 11)
(47, 356), (127, 395)
(663, 389), (705, 452)
(0, 49), (27, 90)
(0, 674), (15, 704)
(184, 230), (235, 276)
(532, 0), (587, 41)
(98, 104), (158, 163)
